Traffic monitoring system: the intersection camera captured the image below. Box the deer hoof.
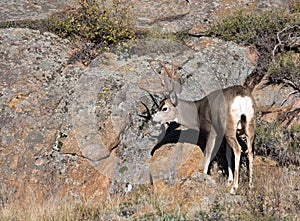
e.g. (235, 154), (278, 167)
(227, 179), (233, 186)
(230, 187), (237, 195)
(249, 182), (254, 189)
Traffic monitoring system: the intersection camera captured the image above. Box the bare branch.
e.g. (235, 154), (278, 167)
(280, 108), (300, 126)
(282, 78), (299, 91)
(272, 25), (300, 59)
(280, 90), (298, 106)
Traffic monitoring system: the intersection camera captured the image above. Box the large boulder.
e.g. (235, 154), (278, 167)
(253, 77), (300, 126)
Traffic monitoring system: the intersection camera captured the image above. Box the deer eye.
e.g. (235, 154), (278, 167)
(162, 106), (168, 112)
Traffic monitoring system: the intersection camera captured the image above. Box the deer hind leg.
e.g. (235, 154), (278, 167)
(245, 122), (255, 189)
(226, 136), (242, 194)
(226, 143), (233, 185)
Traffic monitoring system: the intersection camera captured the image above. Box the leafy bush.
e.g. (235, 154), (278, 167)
(255, 120), (300, 167)
(48, 0), (135, 46)
(268, 51), (300, 90)
(209, 10), (297, 45)
(0, 0), (136, 64)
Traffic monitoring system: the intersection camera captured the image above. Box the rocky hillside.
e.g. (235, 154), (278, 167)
(0, 0), (299, 220)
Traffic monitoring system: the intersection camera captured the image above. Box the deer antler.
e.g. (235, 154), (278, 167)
(138, 102), (152, 120)
(138, 60), (180, 94)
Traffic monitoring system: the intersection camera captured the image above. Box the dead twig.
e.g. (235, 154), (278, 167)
(272, 25), (300, 59)
(280, 90), (299, 106)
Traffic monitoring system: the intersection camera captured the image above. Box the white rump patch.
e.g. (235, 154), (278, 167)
(231, 96), (254, 120)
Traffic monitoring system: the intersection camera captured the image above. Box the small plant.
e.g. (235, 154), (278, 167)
(195, 201), (225, 221)
(48, 0), (135, 47)
(0, 0), (136, 65)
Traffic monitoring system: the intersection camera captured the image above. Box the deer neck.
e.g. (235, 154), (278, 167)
(176, 99), (200, 131)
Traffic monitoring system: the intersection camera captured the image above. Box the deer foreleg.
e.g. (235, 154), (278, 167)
(226, 143), (233, 185)
(203, 129), (217, 174)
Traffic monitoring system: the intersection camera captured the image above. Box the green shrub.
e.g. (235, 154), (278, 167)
(268, 51), (300, 89)
(255, 120), (300, 167)
(0, 0), (136, 64)
(209, 8), (299, 46)
(48, 0), (135, 46)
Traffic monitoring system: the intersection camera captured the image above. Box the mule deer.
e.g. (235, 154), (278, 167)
(139, 60), (256, 194)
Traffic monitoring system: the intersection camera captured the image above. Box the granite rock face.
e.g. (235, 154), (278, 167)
(252, 75), (300, 126)
(0, 0), (75, 22)
(0, 28), (111, 203)
(108, 0), (288, 34)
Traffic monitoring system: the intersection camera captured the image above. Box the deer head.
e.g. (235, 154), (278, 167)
(138, 60), (183, 124)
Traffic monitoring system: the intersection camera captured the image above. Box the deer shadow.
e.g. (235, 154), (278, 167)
(150, 122), (207, 156)
(150, 122), (249, 176)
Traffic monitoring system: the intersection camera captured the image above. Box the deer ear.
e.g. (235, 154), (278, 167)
(174, 79), (182, 94)
(169, 91), (178, 106)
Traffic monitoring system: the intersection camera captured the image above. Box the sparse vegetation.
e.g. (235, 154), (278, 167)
(0, 19), (50, 31)
(195, 201), (225, 221)
(255, 120), (300, 167)
(208, 4), (300, 85)
(1, 168), (299, 221)
(47, 0), (136, 64)
(209, 9), (298, 46)
(268, 51), (300, 91)
(243, 164), (300, 220)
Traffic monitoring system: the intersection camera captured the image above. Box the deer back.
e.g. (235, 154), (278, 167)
(195, 85), (256, 134)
